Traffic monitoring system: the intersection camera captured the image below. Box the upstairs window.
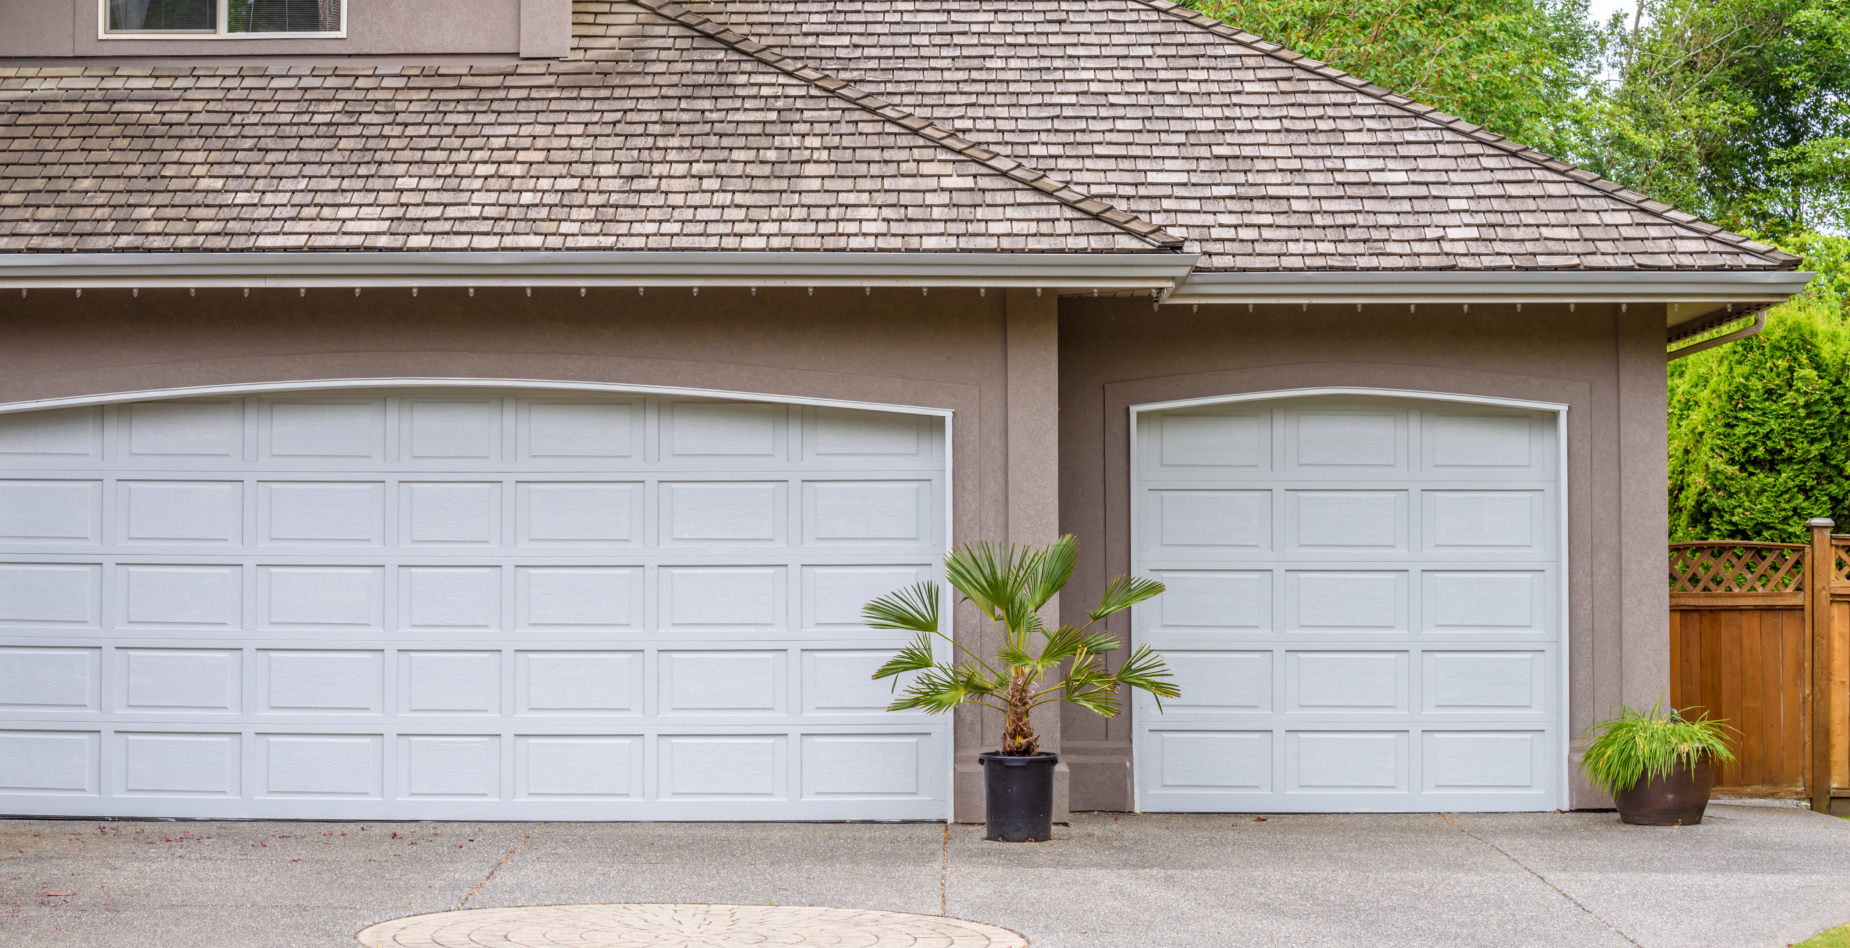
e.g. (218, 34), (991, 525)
(104, 0), (345, 36)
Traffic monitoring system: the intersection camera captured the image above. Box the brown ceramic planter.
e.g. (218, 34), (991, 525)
(1613, 758), (1714, 825)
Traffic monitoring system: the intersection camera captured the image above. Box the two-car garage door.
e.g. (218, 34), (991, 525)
(0, 387), (948, 820)
(1133, 395), (1563, 812)
(0, 384), (1562, 819)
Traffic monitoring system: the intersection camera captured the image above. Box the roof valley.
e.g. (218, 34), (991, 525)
(577, 0), (1183, 249)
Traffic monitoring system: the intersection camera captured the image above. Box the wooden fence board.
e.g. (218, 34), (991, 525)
(1741, 612), (1765, 787)
(1784, 607), (1807, 785)
(1721, 610), (1745, 786)
(1835, 597), (1850, 789)
(1768, 612), (1797, 787)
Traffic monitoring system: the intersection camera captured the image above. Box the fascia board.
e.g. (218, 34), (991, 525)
(1167, 269), (1817, 304)
(0, 251), (1200, 289)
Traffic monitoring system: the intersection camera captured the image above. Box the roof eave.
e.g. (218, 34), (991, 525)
(0, 251), (1201, 290)
(1167, 269), (1817, 305)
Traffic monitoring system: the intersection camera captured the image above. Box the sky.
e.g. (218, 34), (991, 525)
(1586, 0), (1640, 27)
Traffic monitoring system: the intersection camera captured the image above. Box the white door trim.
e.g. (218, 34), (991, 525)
(0, 377), (957, 420)
(1128, 387), (1571, 811)
(1132, 386), (1569, 415)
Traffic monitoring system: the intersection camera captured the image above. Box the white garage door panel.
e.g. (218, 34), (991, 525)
(0, 390), (948, 820)
(1134, 396), (1559, 812)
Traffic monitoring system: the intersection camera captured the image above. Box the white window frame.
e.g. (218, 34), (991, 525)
(99, 0), (348, 39)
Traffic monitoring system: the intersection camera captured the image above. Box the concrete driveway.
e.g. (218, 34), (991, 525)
(3, 803), (1847, 948)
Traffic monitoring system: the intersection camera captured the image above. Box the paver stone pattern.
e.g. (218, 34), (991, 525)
(355, 903), (1027, 948)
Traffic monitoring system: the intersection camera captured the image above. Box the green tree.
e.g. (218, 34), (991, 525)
(1584, 0), (1850, 235)
(1667, 236), (1850, 542)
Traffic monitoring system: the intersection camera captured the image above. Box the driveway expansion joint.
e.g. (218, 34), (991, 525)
(940, 821), (950, 916)
(455, 822), (543, 911)
(1440, 813), (1645, 948)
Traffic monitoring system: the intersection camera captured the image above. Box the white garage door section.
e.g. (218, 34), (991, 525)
(0, 387), (949, 820)
(1132, 394), (1562, 812)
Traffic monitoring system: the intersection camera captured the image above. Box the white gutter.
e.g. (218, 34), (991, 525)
(1667, 310), (1768, 362)
(1167, 269), (1815, 305)
(0, 251), (1199, 290)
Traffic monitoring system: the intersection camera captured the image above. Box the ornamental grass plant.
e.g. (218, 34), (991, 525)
(1578, 698), (1737, 797)
(863, 535), (1178, 756)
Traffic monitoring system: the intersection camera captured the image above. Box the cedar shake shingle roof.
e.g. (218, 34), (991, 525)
(643, 0), (1794, 270)
(0, 50), (1168, 252)
(0, 0), (1798, 269)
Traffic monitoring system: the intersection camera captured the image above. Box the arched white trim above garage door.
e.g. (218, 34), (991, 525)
(1130, 389), (1569, 812)
(1132, 386), (1570, 416)
(0, 380), (954, 821)
(0, 377), (958, 419)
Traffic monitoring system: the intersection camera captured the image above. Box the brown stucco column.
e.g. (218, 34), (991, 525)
(955, 288), (1062, 823)
(1571, 302), (1672, 807)
(1617, 304), (1671, 709)
(1010, 288), (1066, 823)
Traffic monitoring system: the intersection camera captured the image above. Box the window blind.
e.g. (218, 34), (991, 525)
(107, 0), (215, 31)
(229, 0), (343, 32)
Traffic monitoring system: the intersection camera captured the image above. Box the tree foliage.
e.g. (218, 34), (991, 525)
(1583, 0), (1850, 237)
(1668, 236), (1850, 542)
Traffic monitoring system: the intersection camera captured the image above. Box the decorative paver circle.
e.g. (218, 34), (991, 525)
(355, 903), (1028, 947)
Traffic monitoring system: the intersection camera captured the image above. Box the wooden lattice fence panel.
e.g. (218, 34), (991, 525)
(1669, 542), (1807, 596)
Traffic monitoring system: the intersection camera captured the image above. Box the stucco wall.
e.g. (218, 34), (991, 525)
(0, 287), (1670, 816)
(0, 0), (525, 58)
(1056, 298), (1670, 812)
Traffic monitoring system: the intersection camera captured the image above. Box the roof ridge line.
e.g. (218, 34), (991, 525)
(1131, 0), (1801, 270)
(625, 0), (1186, 250)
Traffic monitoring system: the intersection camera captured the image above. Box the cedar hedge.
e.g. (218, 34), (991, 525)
(1669, 235), (1850, 543)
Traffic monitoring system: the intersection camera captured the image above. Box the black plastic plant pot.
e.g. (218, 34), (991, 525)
(979, 751), (1058, 842)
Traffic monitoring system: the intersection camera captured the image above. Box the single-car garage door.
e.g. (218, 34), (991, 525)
(0, 386), (948, 820)
(1132, 394), (1561, 812)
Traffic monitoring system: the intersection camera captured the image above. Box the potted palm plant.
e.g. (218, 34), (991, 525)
(863, 535), (1178, 842)
(1578, 699), (1736, 825)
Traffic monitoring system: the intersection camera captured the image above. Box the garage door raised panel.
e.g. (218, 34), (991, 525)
(1134, 395), (1560, 812)
(0, 387), (949, 820)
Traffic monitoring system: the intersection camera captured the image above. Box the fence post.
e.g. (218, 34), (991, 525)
(1812, 518), (1837, 813)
